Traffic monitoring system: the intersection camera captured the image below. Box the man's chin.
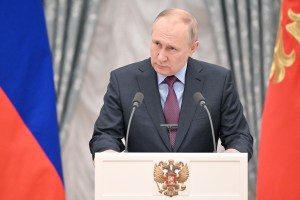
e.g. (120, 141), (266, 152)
(156, 70), (170, 76)
(153, 67), (170, 76)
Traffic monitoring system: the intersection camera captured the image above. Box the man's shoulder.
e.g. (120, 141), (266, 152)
(188, 57), (230, 75)
(112, 58), (151, 74)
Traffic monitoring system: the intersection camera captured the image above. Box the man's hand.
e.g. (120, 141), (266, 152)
(102, 149), (118, 153)
(93, 150), (118, 167)
(224, 148), (240, 153)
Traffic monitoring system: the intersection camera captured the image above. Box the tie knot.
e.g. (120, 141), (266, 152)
(165, 75), (177, 87)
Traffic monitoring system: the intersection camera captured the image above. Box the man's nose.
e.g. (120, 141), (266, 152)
(157, 49), (167, 62)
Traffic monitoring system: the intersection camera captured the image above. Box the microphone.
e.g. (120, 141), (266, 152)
(193, 92), (217, 152)
(132, 92), (144, 108)
(125, 92), (144, 152)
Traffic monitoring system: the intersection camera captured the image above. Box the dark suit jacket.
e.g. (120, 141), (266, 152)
(89, 57), (253, 159)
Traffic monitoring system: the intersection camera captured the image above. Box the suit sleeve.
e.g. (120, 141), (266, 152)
(89, 71), (125, 157)
(219, 70), (253, 159)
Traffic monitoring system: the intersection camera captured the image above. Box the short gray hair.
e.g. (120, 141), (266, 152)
(153, 8), (199, 44)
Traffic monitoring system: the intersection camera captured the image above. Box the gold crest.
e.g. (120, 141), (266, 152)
(286, 9), (300, 43)
(153, 159), (189, 197)
(270, 8), (297, 83)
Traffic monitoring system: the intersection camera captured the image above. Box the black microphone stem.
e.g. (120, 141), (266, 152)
(203, 104), (217, 152)
(125, 106), (137, 152)
(124, 92), (144, 153)
(193, 92), (217, 152)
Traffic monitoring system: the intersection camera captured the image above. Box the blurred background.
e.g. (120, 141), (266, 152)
(43, 0), (281, 199)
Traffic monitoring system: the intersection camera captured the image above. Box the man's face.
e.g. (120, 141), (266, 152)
(150, 17), (198, 76)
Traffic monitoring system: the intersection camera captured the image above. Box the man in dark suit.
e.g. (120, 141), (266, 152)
(89, 8), (253, 159)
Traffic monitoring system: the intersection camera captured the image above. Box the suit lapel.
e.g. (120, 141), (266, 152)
(137, 60), (172, 151)
(174, 58), (205, 151)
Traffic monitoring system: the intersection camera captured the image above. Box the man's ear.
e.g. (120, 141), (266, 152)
(190, 40), (199, 55)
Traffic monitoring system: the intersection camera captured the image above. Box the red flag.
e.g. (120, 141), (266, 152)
(257, 0), (300, 199)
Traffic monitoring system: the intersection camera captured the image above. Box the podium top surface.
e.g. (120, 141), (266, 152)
(95, 152), (248, 161)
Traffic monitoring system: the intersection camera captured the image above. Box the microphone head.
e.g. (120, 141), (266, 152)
(132, 92), (144, 108)
(193, 92), (206, 106)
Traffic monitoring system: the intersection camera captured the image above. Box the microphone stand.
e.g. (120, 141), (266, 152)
(202, 104), (217, 152)
(160, 124), (178, 130)
(160, 124), (178, 151)
(193, 92), (217, 152)
(125, 106), (137, 152)
(124, 92), (144, 153)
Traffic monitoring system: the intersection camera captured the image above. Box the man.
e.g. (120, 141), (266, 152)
(89, 8), (253, 159)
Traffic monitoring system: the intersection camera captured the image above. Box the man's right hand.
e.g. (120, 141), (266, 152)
(93, 149), (118, 167)
(102, 149), (118, 153)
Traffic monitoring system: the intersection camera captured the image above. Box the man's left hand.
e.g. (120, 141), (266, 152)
(224, 148), (240, 153)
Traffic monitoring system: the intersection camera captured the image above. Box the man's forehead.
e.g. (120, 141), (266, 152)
(154, 15), (186, 27)
(152, 18), (189, 35)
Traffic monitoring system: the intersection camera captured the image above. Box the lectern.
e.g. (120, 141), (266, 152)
(95, 153), (248, 200)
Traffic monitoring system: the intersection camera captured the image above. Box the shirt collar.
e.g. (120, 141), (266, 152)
(157, 63), (187, 84)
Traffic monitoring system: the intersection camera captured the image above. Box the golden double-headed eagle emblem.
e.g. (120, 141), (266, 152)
(153, 159), (189, 197)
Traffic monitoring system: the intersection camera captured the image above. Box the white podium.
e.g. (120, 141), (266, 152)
(95, 153), (248, 200)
